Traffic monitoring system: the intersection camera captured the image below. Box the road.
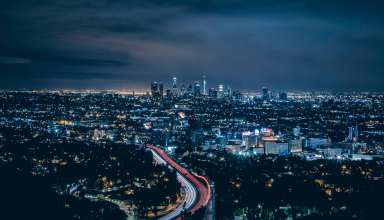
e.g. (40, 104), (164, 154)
(150, 148), (196, 220)
(148, 145), (211, 220)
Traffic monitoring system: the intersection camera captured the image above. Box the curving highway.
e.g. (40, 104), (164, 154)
(150, 147), (196, 220)
(148, 145), (211, 220)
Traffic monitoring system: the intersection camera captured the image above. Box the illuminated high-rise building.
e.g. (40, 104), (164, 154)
(194, 81), (201, 96)
(151, 81), (159, 97)
(187, 84), (193, 95)
(172, 77), (177, 88)
(232, 90), (242, 101)
(265, 142), (289, 155)
(165, 89), (172, 98)
(208, 88), (217, 98)
(225, 86), (232, 98)
(262, 86), (269, 100)
(242, 131), (257, 149)
(279, 91), (288, 100)
(289, 139), (303, 153)
(347, 126), (358, 142)
(218, 84), (224, 98)
(159, 82), (164, 98)
(180, 84), (186, 95)
(150, 81), (162, 99)
(172, 76), (178, 96)
(203, 75), (207, 95)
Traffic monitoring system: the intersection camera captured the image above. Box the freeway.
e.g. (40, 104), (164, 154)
(148, 145), (211, 220)
(150, 148), (196, 220)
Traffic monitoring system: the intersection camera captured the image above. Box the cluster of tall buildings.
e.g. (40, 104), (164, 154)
(199, 126), (303, 156)
(201, 124), (367, 161)
(347, 125), (359, 142)
(150, 76), (236, 99)
(261, 86), (288, 101)
(238, 128), (302, 156)
(150, 77), (289, 102)
(150, 81), (164, 99)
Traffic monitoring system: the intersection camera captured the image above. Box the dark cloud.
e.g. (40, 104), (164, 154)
(0, 0), (383, 90)
(0, 49), (128, 66)
(0, 56), (31, 64)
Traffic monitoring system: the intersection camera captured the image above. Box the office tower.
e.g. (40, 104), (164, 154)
(165, 89), (172, 98)
(216, 135), (227, 148)
(172, 76), (178, 96)
(262, 87), (269, 100)
(225, 86), (232, 98)
(347, 126), (358, 142)
(232, 90), (242, 101)
(151, 81), (163, 99)
(180, 84), (186, 95)
(218, 84), (224, 98)
(279, 92), (288, 100)
(265, 142), (289, 155)
(172, 77), (177, 88)
(159, 82), (164, 98)
(151, 81), (159, 98)
(186, 84), (193, 96)
(289, 139), (303, 153)
(194, 81), (201, 96)
(208, 88), (217, 98)
(203, 75), (207, 95)
(293, 126), (300, 137)
(242, 131), (257, 149)
(307, 138), (331, 149)
(348, 127), (353, 141)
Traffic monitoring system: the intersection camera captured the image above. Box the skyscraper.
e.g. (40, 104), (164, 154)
(151, 81), (160, 98)
(194, 81), (201, 96)
(262, 87), (269, 100)
(218, 84), (224, 98)
(203, 75), (207, 95)
(347, 126), (358, 142)
(187, 84), (193, 95)
(208, 88), (217, 98)
(172, 77), (177, 89)
(279, 92), (288, 100)
(180, 84), (186, 95)
(159, 82), (164, 98)
(225, 86), (232, 98)
(172, 77), (178, 96)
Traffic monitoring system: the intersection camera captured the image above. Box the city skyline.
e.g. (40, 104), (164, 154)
(1, 0), (384, 91)
(1, 75), (384, 93)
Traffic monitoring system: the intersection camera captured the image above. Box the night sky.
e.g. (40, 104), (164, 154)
(1, 0), (384, 91)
